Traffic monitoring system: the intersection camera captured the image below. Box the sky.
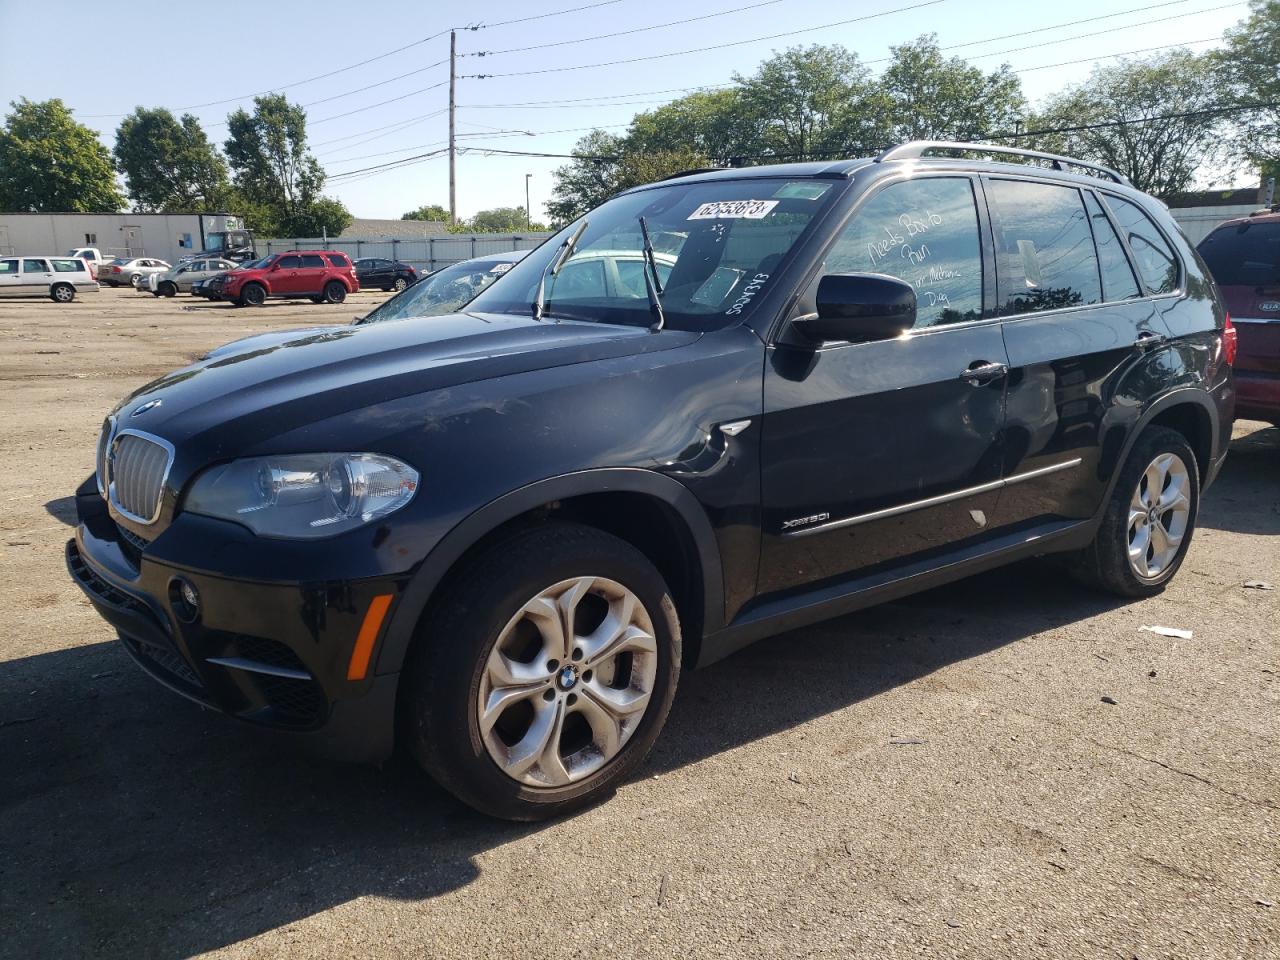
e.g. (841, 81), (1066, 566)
(0, 0), (1249, 224)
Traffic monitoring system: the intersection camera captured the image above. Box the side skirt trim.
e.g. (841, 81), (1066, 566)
(783, 458), (1083, 538)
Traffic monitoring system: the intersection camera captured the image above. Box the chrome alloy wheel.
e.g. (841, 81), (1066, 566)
(478, 576), (658, 788)
(1127, 452), (1191, 580)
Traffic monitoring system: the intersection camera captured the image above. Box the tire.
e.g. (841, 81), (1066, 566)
(50, 283), (75, 303)
(322, 280), (347, 304)
(403, 522), (682, 821)
(160, 281), (177, 298)
(1069, 425), (1199, 597)
(129, 273), (141, 286)
(393, 277), (409, 292)
(238, 283), (266, 307)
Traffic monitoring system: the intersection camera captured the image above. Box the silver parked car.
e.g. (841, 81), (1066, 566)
(148, 258), (239, 297)
(100, 257), (170, 287)
(0, 256), (100, 302)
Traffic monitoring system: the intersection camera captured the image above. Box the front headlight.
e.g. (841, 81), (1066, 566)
(185, 453), (419, 539)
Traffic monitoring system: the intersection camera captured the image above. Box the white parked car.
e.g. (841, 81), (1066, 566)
(99, 257), (170, 287)
(0, 256), (100, 302)
(147, 258), (239, 297)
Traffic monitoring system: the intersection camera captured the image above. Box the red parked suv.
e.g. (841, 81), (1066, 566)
(222, 250), (360, 307)
(1198, 210), (1280, 423)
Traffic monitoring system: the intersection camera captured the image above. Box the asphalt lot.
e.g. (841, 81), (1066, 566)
(0, 286), (1276, 960)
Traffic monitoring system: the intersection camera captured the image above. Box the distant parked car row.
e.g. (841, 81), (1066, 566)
(100, 257), (171, 287)
(146, 258), (238, 297)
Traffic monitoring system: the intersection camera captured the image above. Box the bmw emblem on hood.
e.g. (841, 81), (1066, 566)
(131, 399), (163, 417)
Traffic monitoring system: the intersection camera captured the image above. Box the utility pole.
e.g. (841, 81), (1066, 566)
(525, 173), (532, 230)
(448, 30), (457, 225)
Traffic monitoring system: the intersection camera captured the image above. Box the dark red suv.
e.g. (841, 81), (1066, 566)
(1198, 210), (1280, 423)
(222, 250), (360, 307)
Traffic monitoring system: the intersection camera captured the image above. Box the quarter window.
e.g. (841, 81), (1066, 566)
(1103, 194), (1179, 294)
(987, 179), (1101, 315)
(51, 259), (85, 272)
(1084, 193), (1140, 301)
(329, 254), (351, 267)
(824, 177), (984, 327)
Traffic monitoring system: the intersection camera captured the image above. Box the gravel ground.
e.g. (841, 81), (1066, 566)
(0, 286), (1276, 960)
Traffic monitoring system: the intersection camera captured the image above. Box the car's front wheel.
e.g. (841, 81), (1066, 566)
(404, 523), (681, 821)
(238, 283), (266, 307)
(1070, 425), (1199, 597)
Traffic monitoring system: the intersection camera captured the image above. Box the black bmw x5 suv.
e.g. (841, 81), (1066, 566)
(69, 142), (1235, 820)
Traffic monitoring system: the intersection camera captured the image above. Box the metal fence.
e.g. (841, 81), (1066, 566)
(256, 232), (552, 274)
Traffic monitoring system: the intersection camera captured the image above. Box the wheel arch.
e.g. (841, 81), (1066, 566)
(375, 469), (726, 678)
(1097, 389), (1219, 516)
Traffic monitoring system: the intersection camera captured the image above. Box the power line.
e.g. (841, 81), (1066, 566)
(81, 1), (625, 119)
(469, 0), (783, 57)
(312, 110), (448, 149)
(1011, 34), (1223, 73)
(462, 0), (949, 79)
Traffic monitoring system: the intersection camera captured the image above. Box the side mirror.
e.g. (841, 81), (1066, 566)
(793, 273), (916, 343)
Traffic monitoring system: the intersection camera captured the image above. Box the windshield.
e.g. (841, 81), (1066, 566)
(205, 234), (225, 251)
(238, 256), (274, 270)
(359, 257), (524, 324)
(467, 178), (841, 331)
(1199, 221), (1280, 287)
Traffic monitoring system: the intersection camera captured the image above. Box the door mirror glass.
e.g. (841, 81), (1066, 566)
(794, 273), (917, 342)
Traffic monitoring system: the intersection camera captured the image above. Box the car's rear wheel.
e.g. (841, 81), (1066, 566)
(1069, 425), (1199, 597)
(50, 283), (75, 303)
(160, 281), (177, 297)
(403, 523), (681, 821)
(392, 277), (409, 292)
(323, 281), (347, 304)
(239, 283), (266, 307)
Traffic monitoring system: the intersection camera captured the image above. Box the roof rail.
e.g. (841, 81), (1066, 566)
(876, 140), (1130, 185)
(658, 167), (726, 181)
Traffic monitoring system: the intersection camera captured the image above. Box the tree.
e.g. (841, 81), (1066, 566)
(1215, 0), (1280, 174)
(466, 206), (545, 232)
(0, 98), (123, 211)
(547, 130), (628, 224)
(880, 36), (1025, 143)
(223, 94), (347, 236)
(734, 45), (888, 160)
(402, 203), (450, 221)
(1032, 50), (1225, 196)
(113, 107), (230, 212)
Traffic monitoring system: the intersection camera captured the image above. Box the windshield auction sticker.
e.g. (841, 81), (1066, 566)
(688, 200), (779, 220)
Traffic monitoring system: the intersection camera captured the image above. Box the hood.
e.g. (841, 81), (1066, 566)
(114, 311), (699, 449)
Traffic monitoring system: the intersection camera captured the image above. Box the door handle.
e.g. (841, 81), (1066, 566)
(1133, 331), (1167, 350)
(959, 360), (1009, 385)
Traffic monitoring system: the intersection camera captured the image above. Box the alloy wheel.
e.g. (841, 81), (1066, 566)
(1127, 452), (1191, 580)
(477, 576), (658, 788)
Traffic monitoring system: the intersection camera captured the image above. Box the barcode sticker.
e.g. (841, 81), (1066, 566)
(687, 200), (779, 220)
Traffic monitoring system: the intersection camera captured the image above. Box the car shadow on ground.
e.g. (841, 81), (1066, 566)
(44, 496), (77, 526)
(1197, 424), (1280, 536)
(1, 559), (1125, 959)
(3, 436), (1264, 958)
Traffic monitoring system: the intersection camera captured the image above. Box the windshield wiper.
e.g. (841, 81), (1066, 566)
(638, 215), (666, 332)
(532, 219), (588, 321)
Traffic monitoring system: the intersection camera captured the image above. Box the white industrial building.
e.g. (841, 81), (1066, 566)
(0, 212), (245, 264)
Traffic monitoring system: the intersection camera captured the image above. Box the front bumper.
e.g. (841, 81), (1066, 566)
(66, 486), (403, 763)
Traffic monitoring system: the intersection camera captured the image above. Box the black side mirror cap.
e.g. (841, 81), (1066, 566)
(793, 273), (917, 343)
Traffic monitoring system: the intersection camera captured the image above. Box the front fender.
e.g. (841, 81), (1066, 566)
(373, 468), (725, 676)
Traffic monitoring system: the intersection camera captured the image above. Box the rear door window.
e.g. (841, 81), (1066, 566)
(822, 176), (985, 327)
(986, 179), (1101, 315)
(1103, 194), (1180, 294)
(23, 259), (49, 273)
(300, 254), (326, 268)
(1084, 193), (1141, 301)
(1198, 220), (1280, 287)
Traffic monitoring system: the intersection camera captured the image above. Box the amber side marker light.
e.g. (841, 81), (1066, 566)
(347, 594), (394, 681)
